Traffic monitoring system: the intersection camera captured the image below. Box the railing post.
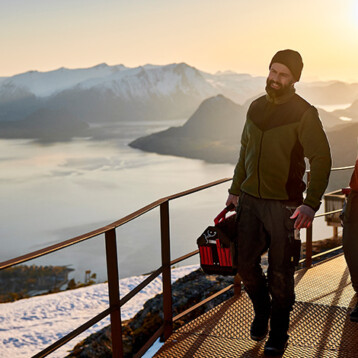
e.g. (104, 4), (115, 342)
(305, 170), (312, 268)
(305, 226), (313, 268)
(333, 226), (338, 239)
(160, 201), (173, 341)
(234, 273), (242, 297)
(105, 229), (123, 358)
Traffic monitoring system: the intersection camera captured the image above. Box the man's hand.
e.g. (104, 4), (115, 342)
(290, 205), (315, 230)
(226, 194), (239, 210)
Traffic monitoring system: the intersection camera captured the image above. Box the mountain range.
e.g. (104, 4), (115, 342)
(1, 62), (358, 142)
(0, 63), (262, 126)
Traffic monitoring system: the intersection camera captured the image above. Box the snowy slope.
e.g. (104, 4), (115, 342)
(0, 265), (199, 358)
(78, 63), (217, 100)
(1, 63), (127, 97)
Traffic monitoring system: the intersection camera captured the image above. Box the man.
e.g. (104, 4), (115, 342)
(343, 158), (358, 322)
(226, 49), (331, 356)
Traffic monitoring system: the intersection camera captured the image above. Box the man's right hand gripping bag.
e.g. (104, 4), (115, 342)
(197, 204), (237, 276)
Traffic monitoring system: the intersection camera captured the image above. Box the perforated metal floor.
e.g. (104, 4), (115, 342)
(155, 254), (358, 357)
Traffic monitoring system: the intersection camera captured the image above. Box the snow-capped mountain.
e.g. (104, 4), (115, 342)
(0, 62), (358, 141)
(77, 63), (218, 100)
(1, 63), (127, 97)
(0, 63), (235, 126)
(0, 62), (263, 102)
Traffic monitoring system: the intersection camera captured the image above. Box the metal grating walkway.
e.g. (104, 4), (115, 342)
(154, 254), (358, 357)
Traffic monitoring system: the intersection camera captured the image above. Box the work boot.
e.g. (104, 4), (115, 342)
(264, 306), (290, 355)
(249, 292), (271, 341)
(264, 332), (289, 356)
(350, 302), (358, 322)
(250, 311), (270, 341)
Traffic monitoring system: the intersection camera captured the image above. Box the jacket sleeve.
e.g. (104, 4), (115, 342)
(298, 106), (332, 210)
(229, 121), (248, 195)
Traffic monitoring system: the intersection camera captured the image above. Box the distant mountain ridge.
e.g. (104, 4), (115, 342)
(0, 63), (127, 97)
(1, 62), (358, 142)
(2, 63), (358, 104)
(0, 62), (263, 101)
(0, 63), (258, 131)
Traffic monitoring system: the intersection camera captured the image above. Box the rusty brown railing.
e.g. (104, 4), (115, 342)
(0, 165), (354, 357)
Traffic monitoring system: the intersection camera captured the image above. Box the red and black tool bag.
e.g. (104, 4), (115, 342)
(197, 204), (237, 275)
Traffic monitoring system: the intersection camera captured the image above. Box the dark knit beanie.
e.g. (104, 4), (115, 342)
(269, 49), (303, 81)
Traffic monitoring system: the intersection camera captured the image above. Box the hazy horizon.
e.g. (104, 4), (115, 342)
(2, 61), (358, 85)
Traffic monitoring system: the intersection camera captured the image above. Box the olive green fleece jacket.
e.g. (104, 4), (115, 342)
(229, 89), (331, 211)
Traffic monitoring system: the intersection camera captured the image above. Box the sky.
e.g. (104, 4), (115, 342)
(1, 0), (358, 82)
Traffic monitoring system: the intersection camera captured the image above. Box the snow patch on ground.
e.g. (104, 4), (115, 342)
(0, 264), (199, 357)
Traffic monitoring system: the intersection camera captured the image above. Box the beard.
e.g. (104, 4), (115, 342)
(265, 78), (293, 98)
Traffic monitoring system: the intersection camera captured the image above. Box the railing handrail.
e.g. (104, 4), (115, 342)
(329, 165), (355, 172)
(315, 209), (341, 218)
(0, 177), (232, 271)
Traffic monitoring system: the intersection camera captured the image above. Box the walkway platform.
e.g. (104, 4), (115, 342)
(154, 254), (358, 357)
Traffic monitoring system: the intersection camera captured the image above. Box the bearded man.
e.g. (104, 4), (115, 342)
(226, 49), (331, 356)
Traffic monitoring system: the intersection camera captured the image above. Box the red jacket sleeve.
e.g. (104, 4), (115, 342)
(350, 159), (358, 191)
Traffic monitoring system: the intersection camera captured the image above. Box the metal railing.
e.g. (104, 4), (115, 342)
(0, 165), (354, 357)
(1, 177), (233, 357)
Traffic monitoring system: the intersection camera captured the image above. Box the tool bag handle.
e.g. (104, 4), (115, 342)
(342, 187), (352, 196)
(214, 203), (235, 225)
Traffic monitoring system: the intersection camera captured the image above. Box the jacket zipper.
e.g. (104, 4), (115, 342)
(257, 131), (264, 198)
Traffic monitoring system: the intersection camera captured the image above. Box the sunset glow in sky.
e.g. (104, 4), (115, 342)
(1, 0), (358, 82)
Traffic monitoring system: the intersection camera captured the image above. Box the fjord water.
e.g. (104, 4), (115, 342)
(0, 120), (338, 282)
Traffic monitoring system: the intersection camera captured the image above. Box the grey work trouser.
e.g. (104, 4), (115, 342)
(235, 193), (298, 321)
(343, 190), (358, 293)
